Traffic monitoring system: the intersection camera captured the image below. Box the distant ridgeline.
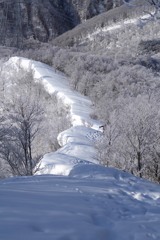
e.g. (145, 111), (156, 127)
(0, 0), (123, 48)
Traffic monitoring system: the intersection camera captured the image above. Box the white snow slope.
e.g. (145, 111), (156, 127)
(0, 57), (160, 240)
(0, 166), (160, 240)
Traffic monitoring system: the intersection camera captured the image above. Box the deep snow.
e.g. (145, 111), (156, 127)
(1, 56), (160, 240)
(6, 57), (102, 175)
(0, 165), (160, 240)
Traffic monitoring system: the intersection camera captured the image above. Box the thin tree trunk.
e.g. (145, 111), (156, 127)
(137, 151), (142, 178)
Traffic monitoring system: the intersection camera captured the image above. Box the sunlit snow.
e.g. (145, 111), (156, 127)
(6, 57), (102, 175)
(0, 166), (160, 240)
(0, 57), (160, 240)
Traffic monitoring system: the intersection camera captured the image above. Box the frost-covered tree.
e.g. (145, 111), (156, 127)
(0, 115), (10, 178)
(117, 96), (160, 178)
(0, 65), (70, 177)
(0, 96), (44, 176)
(124, 0), (160, 25)
(96, 95), (160, 182)
(95, 111), (120, 167)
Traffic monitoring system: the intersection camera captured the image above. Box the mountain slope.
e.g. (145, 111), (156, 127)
(0, 0), (80, 47)
(1, 56), (160, 240)
(0, 0), (123, 48)
(52, 3), (147, 47)
(70, 0), (123, 21)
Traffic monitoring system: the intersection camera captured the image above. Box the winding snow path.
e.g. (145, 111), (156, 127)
(1, 57), (160, 240)
(7, 57), (101, 175)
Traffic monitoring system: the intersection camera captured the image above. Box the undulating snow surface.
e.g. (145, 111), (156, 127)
(0, 166), (160, 240)
(1, 57), (160, 240)
(6, 57), (102, 175)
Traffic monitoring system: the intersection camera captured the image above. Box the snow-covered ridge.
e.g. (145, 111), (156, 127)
(80, 13), (151, 44)
(6, 57), (102, 175)
(2, 57), (160, 240)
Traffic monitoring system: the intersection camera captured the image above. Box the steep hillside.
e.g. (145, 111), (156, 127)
(52, 3), (148, 47)
(36, 2), (160, 183)
(71, 0), (123, 21)
(0, 0), (123, 48)
(0, 0), (80, 47)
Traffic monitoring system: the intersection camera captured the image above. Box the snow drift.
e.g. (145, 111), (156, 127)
(1, 57), (160, 240)
(6, 57), (102, 175)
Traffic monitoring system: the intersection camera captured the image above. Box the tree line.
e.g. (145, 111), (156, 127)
(0, 64), (69, 178)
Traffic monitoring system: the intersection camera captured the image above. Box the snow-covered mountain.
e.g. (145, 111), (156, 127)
(0, 0), (80, 47)
(0, 56), (159, 240)
(0, 0), (123, 48)
(0, 1), (160, 239)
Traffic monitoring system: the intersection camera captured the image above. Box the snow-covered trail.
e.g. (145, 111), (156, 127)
(7, 57), (101, 175)
(2, 57), (160, 240)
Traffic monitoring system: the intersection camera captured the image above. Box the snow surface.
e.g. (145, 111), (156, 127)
(1, 57), (160, 240)
(6, 57), (102, 175)
(0, 166), (160, 240)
